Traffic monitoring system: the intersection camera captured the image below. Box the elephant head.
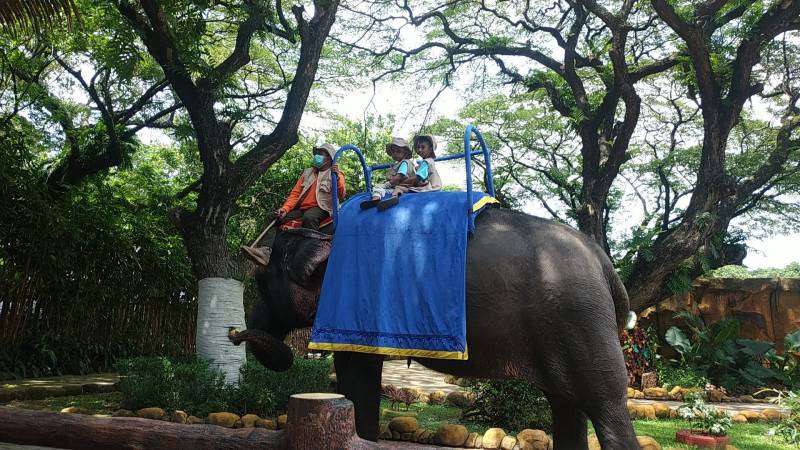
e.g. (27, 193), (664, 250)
(230, 228), (332, 371)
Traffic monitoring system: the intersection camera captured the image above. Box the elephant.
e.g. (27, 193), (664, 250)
(229, 206), (639, 449)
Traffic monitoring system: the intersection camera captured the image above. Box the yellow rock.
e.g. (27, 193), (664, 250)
(668, 386), (684, 400)
(136, 407), (166, 420)
(643, 387), (669, 398)
(668, 408), (678, 419)
(634, 390), (645, 399)
(500, 435), (517, 450)
(651, 402), (670, 418)
(762, 408), (782, 422)
(207, 412), (241, 428)
(241, 414), (260, 428)
(637, 435), (661, 450)
(516, 429), (550, 450)
(255, 418), (276, 429)
(434, 424), (469, 447)
(732, 414), (748, 423)
(187, 415), (204, 425)
(463, 431), (477, 447)
(428, 390), (447, 405)
(171, 410), (188, 424)
(388, 416), (418, 433)
(60, 407), (87, 414)
(628, 387), (636, 398)
(482, 427), (507, 449)
(738, 410), (761, 421)
(707, 389), (724, 402)
(277, 414), (288, 429)
(635, 404), (656, 420)
(627, 401), (637, 417)
(420, 428), (435, 443)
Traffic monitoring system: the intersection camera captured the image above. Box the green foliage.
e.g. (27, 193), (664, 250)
(0, 124), (195, 379)
(463, 379), (552, 433)
(664, 312), (785, 390)
(769, 391), (800, 445)
(707, 263), (800, 279)
(657, 363), (708, 390)
(676, 393), (731, 436)
(0, 334), (139, 380)
(116, 355), (334, 417)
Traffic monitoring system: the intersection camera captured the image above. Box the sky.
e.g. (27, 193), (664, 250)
(306, 77), (800, 270)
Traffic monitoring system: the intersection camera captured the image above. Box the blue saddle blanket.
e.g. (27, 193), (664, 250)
(308, 191), (496, 359)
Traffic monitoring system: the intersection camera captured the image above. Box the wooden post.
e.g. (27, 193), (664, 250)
(285, 393), (377, 450)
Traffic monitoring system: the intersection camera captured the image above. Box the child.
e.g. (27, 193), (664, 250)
(409, 134), (443, 192)
(360, 137), (416, 211)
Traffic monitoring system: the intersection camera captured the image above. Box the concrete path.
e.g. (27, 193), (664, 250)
(381, 360), (461, 394)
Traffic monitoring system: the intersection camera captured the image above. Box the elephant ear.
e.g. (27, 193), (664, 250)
(283, 230), (333, 286)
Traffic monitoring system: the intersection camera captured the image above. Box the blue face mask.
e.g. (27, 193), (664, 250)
(311, 154), (325, 168)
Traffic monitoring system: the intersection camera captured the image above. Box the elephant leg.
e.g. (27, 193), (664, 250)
(333, 351), (384, 442)
(586, 399), (639, 449)
(549, 400), (588, 450)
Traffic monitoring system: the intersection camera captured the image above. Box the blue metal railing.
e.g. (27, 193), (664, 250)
(331, 124), (495, 230)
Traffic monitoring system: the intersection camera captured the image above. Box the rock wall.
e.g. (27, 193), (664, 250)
(639, 278), (800, 353)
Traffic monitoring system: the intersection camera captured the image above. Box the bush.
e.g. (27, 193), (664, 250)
(657, 363), (708, 389)
(462, 380), (552, 433)
(769, 391), (800, 445)
(116, 355), (333, 417)
(677, 393), (731, 436)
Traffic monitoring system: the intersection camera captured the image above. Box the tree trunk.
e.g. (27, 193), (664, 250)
(0, 406), (284, 450)
(196, 278), (247, 384)
(285, 394), (377, 449)
(178, 208), (247, 383)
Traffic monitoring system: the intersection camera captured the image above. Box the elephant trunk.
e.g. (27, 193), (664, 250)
(229, 328), (294, 372)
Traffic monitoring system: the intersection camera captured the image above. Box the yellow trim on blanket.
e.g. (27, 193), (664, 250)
(471, 196), (500, 212)
(307, 342), (469, 360)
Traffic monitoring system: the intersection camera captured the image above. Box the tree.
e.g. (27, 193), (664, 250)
(342, 0), (800, 312)
(340, 0), (678, 253)
(2, 0), (340, 381)
(0, 0), (77, 29)
(624, 0), (800, 311)
(111, 0), (339, 381)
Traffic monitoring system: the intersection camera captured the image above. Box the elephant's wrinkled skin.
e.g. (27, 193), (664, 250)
(230, 207), (638, 449)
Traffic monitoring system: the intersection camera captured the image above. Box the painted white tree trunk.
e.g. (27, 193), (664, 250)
(196, 277), (247, 384)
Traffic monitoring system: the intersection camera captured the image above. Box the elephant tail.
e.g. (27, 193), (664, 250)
(606, 265), (630, 332)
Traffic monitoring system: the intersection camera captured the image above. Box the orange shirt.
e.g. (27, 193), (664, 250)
(281, 170), (346, 211)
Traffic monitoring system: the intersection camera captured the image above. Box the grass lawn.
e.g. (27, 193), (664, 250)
(4, 395), (797, 449)
(3, 392), (123, 416)
(380, 399), (796, 449)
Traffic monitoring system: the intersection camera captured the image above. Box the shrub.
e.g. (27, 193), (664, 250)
(676, 393), (731, 436)
(116, 357), (178, 411)
(769, 391), (800, 445)
(116, 355), (333, 417)
(462, 379), (552, 433)
(657, 363), (708, 389)
(664, 312), (784, 390)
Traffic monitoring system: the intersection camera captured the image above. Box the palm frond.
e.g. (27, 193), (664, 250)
(0, 0), (78, 30)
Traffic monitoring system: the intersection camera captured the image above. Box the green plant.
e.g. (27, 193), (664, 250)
(116, 357), (178, 411)
(656, 362), (708, 389)
(462, 379), (552, 433)
(116, 355), (334, 418)
(769, 391), (800, 445)
(664, 312), (784, 389)
(676, 393), (731, 436)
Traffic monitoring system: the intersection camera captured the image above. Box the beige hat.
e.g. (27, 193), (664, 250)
(386, 137), (412, 158)
(413, 135), (437, 157)
(313, 143), (337, 160)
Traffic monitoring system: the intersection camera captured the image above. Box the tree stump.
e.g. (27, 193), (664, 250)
(285, 393), (377, 449)
(640, 371), (658, 390)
